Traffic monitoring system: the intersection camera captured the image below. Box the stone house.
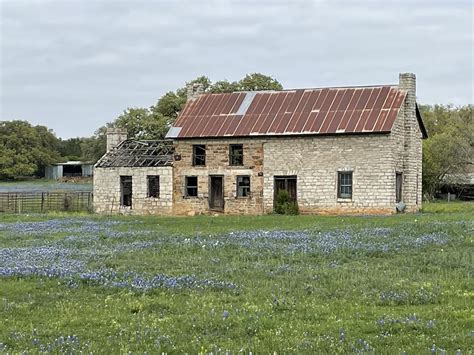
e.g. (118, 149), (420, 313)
(93, 136), (174, 215)
(93, 72), (427, 215)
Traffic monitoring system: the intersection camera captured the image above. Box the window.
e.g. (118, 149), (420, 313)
(185, 176), (198, 197)
(237, 176), (251, 197)
(147, 175), (160, 198)
(338, 172), (352, 199)
(192, 145), (206, 166)
(120, 176), (132, 207)
(229, 144), (243, 166)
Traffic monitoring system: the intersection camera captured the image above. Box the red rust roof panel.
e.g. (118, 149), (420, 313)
(173, 85), (408, 138)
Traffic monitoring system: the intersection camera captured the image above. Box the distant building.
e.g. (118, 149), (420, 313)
(94, 72), (427, 215)
(45, 161), (94, 180)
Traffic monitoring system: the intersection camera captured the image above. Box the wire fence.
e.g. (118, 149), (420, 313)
(0, 191), (93, 213)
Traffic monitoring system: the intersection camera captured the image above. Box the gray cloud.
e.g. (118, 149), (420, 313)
(1, 0), (472, 138)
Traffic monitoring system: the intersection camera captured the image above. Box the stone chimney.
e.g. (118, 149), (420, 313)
(186, 83), (204, 101)
(106, 128), (127, 152)
(399, 73), (416, 112)
(398, 72), (422, 211)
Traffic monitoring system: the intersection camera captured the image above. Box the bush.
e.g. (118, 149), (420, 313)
(274, 190), (299, 215)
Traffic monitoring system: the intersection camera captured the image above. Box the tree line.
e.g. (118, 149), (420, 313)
(0, 73), (472, 199)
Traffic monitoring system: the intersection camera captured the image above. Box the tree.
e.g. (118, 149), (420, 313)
(0, 121), (61, 179)
(57, 137), (83, 160)
(209, 80), (240, 93)
(420, 104), (473, 198)
(102, 73), (283, 145)
(80, 127), (107, 163)
(238, 73), (283, 91)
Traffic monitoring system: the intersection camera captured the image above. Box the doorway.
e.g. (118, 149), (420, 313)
(120, 176), (132, 207)
(209, 176), (224, 211)
(396, 172), (403, 203)
(274, 176), (297, 208)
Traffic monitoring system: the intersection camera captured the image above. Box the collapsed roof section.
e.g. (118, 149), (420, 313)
(95, 140), (174, 168)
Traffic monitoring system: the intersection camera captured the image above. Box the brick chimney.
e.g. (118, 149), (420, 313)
(186, 83), (204, 101)
(106, 128), (127, 152)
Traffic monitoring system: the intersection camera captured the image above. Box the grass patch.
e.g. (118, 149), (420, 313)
(0, 204), (473, 353)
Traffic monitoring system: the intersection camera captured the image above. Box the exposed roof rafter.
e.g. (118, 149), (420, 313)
(95, 140), (174, 168)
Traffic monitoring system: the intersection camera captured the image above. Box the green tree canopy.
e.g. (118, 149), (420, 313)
(0, 120), (61, 179)
(420, 104), (473, 198)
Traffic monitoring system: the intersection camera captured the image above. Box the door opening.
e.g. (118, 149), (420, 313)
(396, 172), (403, 203)
(209, 176), (224, 211)
(120, 176), (133, 207)
(274, 176), (297, 209)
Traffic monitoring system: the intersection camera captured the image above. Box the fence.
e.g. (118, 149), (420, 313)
(0, 191), (93, 213)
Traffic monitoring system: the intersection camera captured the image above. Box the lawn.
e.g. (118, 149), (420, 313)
(0, 202), (473, 353)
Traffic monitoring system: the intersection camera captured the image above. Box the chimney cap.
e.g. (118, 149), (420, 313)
(106, 127), (128, 134)
(186, 83), (205, 101)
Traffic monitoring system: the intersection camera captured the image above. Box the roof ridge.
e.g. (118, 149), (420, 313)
(200, 84), (400, 96)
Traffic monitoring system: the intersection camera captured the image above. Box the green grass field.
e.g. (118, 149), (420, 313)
(0, 202), (473, 353)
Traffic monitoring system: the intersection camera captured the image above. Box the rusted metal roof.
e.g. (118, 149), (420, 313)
(169, 85), (410, 138)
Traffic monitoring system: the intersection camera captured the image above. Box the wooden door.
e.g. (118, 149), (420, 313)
(209, 176), (224, 210)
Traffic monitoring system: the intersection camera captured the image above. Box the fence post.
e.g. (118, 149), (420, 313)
(41, 192), (45, 212)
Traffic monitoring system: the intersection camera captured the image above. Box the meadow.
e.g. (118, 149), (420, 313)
(0, 202), (473, 353)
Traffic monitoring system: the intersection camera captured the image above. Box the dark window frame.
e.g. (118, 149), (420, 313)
(338, 171), (353, 199)
(185, 176), (198, 197)
(229, 144), (244, 166)
(147, 175), (160, 198)
(192, 145), (206, 166)
(236, 175), (251, 197)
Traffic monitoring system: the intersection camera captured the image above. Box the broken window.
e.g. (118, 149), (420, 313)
(185, 176), (198, 197)
(147, 175), (160, 198)
(120, 176), (132, 207)
(274, 176), (297, 202)
(192, 145), (206, 166)
(236, 175), (251, 197)
(229, 144), (244, 166)
(338, 172), (352, 199)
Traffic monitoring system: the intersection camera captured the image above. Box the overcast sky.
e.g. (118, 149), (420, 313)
(1, 0), (472, 139)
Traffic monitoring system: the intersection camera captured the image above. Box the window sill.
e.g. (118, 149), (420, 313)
(337, 198), (352, 203)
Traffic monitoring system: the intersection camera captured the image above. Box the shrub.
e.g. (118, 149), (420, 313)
(274, 190), (299, 215)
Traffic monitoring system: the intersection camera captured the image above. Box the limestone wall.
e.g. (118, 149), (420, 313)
(93, 166), (173, 215)
(262, 134), (397, 215)
(172, 139), (264, 215)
